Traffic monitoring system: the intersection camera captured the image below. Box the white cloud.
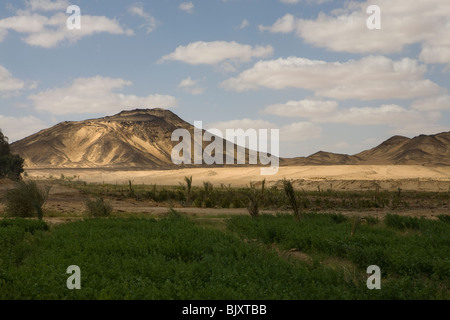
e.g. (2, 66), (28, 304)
(207, 118), (321, 142)
(159, 41), (274, 66)
(265, 0), (450, 65)
(178, 77), (205, 95)
(262, 100), (447, 134)
(0, 65), (25, 96)
(128, 3), (157, 33)
(29, 76), (178, 115)
(279, 122), (322, 142)
(263, 99), (338, 118)
(320, 104), (430, 126)
(239, 19), (249, 29)
(259, 14), (296, 33)
(25, 0), (69, 12)
(179, 2), (194, 14)
(0, 7), (134, 48)
(410, 95), (450, 111)
(0, 115), (48, 142)
(279, 0), (331, 3)
(222, 55), (443, 100)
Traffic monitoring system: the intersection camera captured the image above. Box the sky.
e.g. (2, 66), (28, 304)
(0, 0), (449, 158)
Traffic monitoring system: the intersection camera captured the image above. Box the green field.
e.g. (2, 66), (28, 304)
(0, 212), (449, 300)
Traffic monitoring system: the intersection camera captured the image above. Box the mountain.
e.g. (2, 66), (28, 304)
(354, 132), (450, 165)
(282, 132), (450, 166)
(11, 109), (194, 169)
(9, 108), (450, 168)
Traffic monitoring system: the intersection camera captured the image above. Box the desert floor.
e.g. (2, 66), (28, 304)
(1, 165), (449, 224)
(25, 165), (450, 191)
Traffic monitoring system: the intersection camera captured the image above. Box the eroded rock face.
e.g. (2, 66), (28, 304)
(10, 107), (450, 169)
(10, 109), (195, 169)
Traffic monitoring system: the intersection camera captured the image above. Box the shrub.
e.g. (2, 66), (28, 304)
(85, 198), (113, 217)
(246, 179), (265, 218)
(282, 179), (301, 220)
(1, 180), (50, 220)
(184, 176), (192, 204)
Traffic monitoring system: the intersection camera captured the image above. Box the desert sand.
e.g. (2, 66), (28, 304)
(25, 165), (450, 192)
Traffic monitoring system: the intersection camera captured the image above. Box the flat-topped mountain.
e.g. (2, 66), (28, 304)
(9, 108), (450, 168)
(11, 109), (193, 169)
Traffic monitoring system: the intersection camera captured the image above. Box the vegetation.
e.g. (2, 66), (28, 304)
(227, 214), (450, 288)
(1, 180), (50, 220)
(85, 198), (113, 218)
(282, 179), (301, 220)
(0, 129), (24, 180)
(0, 213), (448, 299)
(184, 176), (192, 204)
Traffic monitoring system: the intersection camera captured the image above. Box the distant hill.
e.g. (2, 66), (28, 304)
(281, 132), (450, 166)
(9, 108), (450, 168)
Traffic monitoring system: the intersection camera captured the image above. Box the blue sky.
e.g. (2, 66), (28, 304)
(0, 0), (449, 157)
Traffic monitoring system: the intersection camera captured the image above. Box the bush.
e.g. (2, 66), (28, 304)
(85, 198), (113, 217)
(0, 129), (24, 180)
(1, 180), (50, 220)
(282, 179), (301, 220)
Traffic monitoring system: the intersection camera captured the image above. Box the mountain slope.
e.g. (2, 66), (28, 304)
(282, 132), (450, 166)
(10, 108), (450, 168)
(11, 109), (193, 169)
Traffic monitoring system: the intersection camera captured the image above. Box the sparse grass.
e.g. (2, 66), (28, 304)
(54, 179), (449, 212)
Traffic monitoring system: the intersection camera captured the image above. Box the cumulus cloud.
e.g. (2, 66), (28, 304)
(128, 3), (157, 33)
(259, 14), (296, 33)
(29, 76), (178, 115)
(207, 118), (322, 142)
(178, 77), (205, 95)
(24, 0), (69, 12)
(410, 95), (450, 111)
(0, 65), (25, 95)
(0, 3), (133, 48)
(0, 115), (48, 142)
(263, 99), (338, 118)
(262, 96), (449, 135)
(179, 2), (194, 14)
(319, 104), (432, 126)
(159, 41), (274, 67)
(222, 55), (443, 100)
(264, 0), (450, 65)
(239, 19), (249, 29)
(279, 0), (331, 3)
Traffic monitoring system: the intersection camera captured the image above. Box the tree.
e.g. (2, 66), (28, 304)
(0, 129), (24, 180)
(2, 180), (50, 220)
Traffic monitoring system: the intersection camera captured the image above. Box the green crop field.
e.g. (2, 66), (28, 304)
(0, 212), (449, 300)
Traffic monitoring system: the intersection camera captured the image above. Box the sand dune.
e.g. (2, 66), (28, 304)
(25, 165), (450, 192)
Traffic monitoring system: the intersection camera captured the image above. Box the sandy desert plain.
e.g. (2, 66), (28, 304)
(0, 164), (446, 224)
